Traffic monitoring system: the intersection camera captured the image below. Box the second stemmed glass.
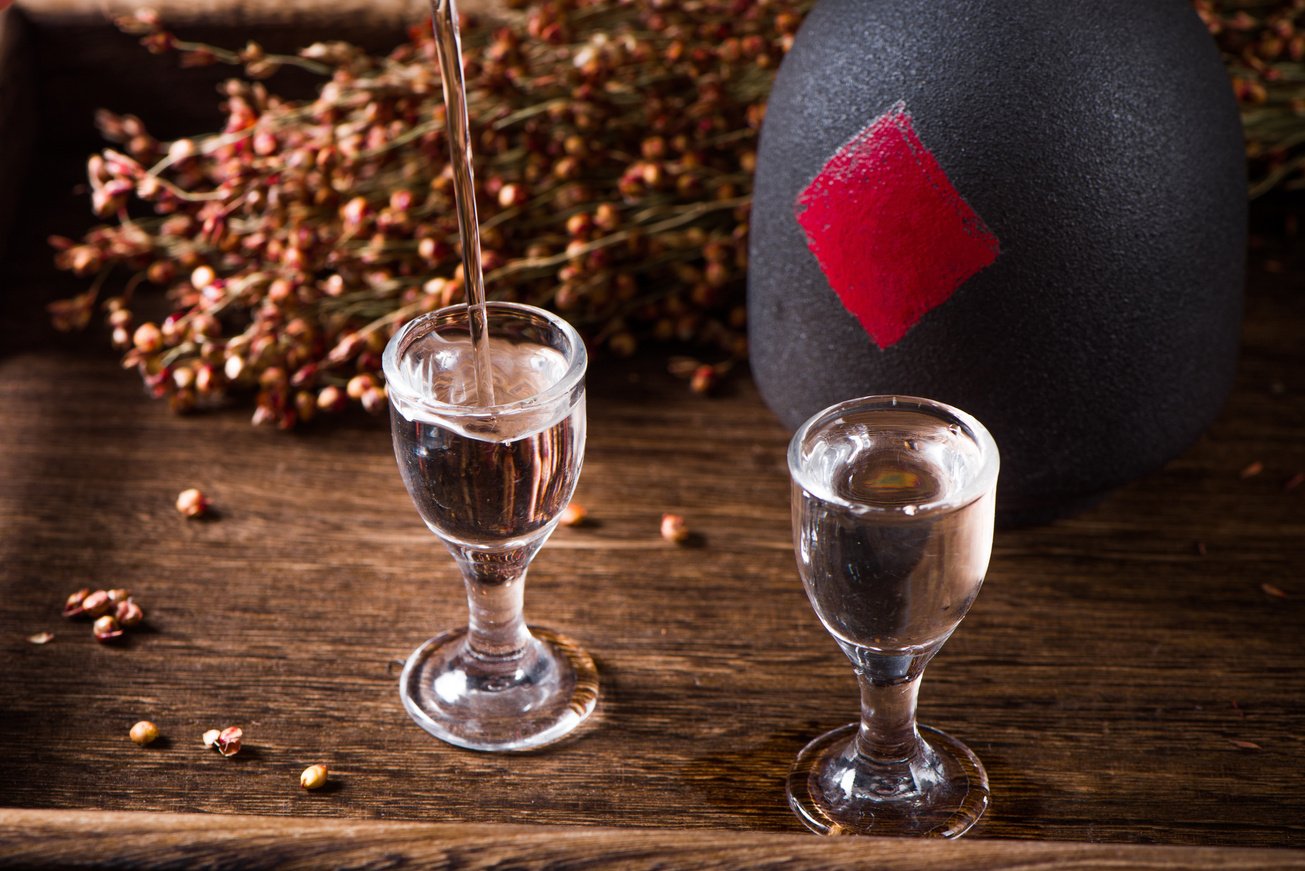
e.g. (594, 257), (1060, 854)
(786, 395), (999, 837)
(382, 301), (597, 752)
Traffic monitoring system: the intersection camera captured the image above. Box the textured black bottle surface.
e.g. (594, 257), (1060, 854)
(748, 0), (1246, 524)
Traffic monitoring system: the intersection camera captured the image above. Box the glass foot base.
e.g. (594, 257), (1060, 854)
(399, 626), (598, 752)
(786, 723), (989, 838)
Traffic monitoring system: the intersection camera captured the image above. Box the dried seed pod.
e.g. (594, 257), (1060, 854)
(62, 588), (92, 618)
(360, 386), (387, 415)
(294, 390), (317, 423)
(132, 323), (163, 354)
(346, 374), (375, 400)
(559, 503), (588, 527)
(116, 599), (145, 627)
(106, 588), (132, 604)
(191, 265), (216, 289)
(129, 720), (160, 746)
(215, 726), (243, 756)
(93, 614), (124, 642)
(27, 631), (55, 645)
(202, 729), (221, 748)
(81, 590), (112, 619)
(317, 385), (347, 413)
(300, 764), (329, 790)
(689, 364), (717, 395)
(176, 487), (210, 518)
(660, 513), (690, 544)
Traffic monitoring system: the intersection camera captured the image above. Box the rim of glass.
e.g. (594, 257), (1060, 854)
(381, 301), (587, 418)
(788, 395), (1000, 516)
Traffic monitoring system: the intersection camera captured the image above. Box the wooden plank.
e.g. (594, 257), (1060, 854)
(2, 809), (1303, 869)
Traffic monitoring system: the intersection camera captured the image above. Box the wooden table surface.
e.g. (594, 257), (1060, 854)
(2, 206), (1304, 868)
(2, 9), (1305, 867)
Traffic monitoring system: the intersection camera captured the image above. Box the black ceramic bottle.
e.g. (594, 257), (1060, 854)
(749, 0), (1246, 523)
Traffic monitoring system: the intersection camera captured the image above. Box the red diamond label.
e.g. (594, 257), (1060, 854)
(794, 101), (1000, 349)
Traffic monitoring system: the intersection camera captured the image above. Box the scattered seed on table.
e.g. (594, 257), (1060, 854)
(129, 720), (160, 746)
(300, 764), (329, 790)
(176, 487), (210, 518)
(660, 513), (689, 544)
(559, 503), (588, 527)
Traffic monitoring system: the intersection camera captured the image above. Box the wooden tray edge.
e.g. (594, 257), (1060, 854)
(1, 808), (1302, 869)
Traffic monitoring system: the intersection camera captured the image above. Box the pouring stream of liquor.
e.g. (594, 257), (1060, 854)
(431, 0), (496, 407)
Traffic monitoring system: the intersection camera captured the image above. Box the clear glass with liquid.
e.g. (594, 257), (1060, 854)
(787, 395), (999, 837)
(383, 302), (597, 751)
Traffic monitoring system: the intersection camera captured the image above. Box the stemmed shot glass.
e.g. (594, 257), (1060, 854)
(786, 395), (999, 837)
(382, 301), (597, 752)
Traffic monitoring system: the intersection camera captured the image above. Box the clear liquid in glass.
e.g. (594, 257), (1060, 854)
(383, 302), (596, 752)
(389, 334), (585, 549)
(793, 406), (994, 679)
(785, 396), (997, 837)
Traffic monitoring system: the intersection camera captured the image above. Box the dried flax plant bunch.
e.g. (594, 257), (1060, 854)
(48, 0), (1301, 428)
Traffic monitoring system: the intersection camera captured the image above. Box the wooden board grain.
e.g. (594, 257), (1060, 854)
(3, 809), (1304, 870)
(0, 210), (1302, 852)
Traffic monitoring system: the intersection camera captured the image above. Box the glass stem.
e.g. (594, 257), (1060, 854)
(452, 547), (535, 669)
(853, 671), (925, 764)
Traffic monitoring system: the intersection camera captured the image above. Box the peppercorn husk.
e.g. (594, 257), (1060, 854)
(558, 502), (588, 527)
(80, 590), (112, 619)
(48, 1), (1302, 428)
(115, 599), (145, 627)
(62, 588), (92, 618)
(92, 615), (124, 642)
(203, 726), (245, 756)
(215, 726), (243, 756)
(176, 488), (209, 518)
(660, 513), (689, 544)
